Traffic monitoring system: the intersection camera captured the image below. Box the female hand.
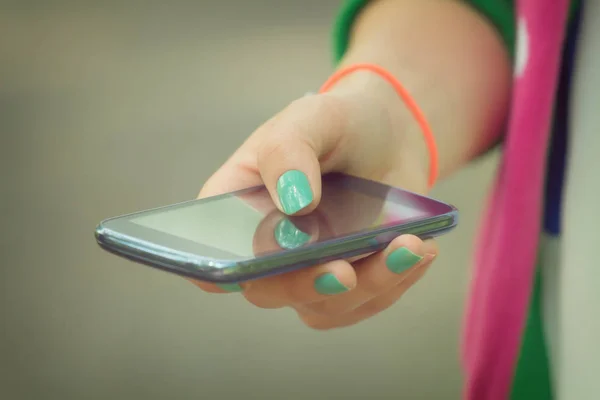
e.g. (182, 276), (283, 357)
(193, 84), (438, 330)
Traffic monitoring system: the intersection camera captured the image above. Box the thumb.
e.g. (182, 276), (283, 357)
(255, 94), (349, 215)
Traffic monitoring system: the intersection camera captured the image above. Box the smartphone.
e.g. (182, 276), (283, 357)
(95, 173), (458, 284)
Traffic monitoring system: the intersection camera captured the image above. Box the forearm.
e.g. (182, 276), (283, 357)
(328, 0), (511, 181)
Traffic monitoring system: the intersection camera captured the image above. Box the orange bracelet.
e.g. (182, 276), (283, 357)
(318, 63), (438, 188)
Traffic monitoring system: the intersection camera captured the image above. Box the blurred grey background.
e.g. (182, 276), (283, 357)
(0, 1), (498, 399)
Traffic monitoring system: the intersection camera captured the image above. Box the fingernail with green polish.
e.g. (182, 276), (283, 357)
(314, 273), (349, 295)
(276, 170), (313, 215)
(216, 283), (243, 292)
(386, 247), (423, 274)
(275, 218), (311, 249)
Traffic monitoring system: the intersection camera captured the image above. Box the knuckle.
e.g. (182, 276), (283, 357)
(288, 94), (347, 132)
(302, 301), (345, 317)
(256, 134), (312, 170)
(358, 274), (390, 299)
(257, 138), (288, 164)
(357, 296), (397, 318)
(285, 287), (308, 306)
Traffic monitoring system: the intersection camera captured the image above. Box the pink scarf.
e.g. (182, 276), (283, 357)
(463, 1), (570, 398)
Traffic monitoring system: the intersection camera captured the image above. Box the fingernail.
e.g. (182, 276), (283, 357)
(216, 283), (243, 292)
(275, 218), (311, 249)
(314, 273), (349, 295)
(276, 170), (313, 215)
(386, 247), (423, 274)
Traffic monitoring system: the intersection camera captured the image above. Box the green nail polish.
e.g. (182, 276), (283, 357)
(216, 283), (243, 292)
(276, 170), (313, 215)
(314, 273), (349, 295)
(386, 247), (423, 274)
(274, 218), (311, 249)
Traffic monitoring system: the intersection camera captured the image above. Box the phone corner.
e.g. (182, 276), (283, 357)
(445, 204), (459, 221)
(94, 221), (114, 247)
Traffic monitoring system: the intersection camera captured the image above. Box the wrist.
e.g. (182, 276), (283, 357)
(328, 0), (513, 185)
(323, 71), (431, 194)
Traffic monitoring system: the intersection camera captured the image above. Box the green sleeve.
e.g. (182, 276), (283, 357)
(332, 0), (373, 63)
(332, 0), (516, 64)
(332, 0), (581, 64)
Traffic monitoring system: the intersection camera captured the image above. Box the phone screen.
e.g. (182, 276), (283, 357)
(126, 175), (445, 259)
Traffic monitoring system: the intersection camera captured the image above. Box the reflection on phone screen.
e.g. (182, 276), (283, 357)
(131, 181), (429, 258)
